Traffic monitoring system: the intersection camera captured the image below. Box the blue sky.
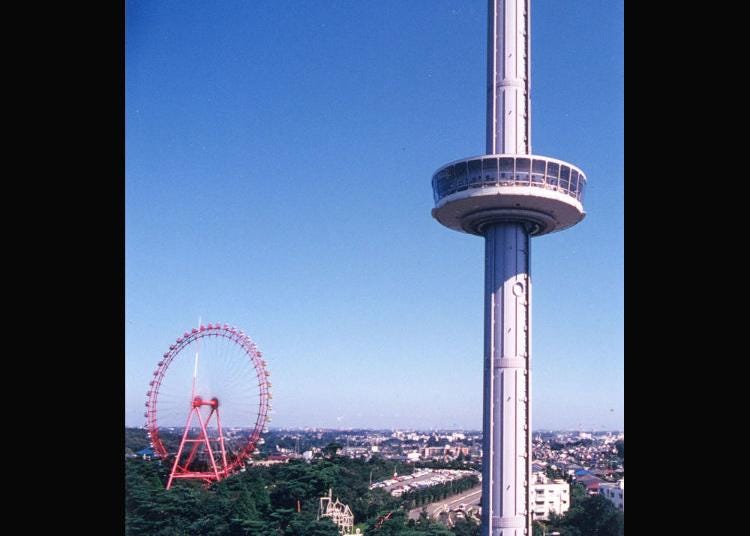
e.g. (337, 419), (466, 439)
(126, 0), (623, 431)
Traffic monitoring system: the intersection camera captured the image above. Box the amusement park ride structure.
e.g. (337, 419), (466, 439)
(144, 323), (272, 489)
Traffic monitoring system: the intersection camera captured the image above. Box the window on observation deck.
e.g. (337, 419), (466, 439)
(441, 166), (456, 198)
(468, 159), (482, 187)
(449, 166), (459, 196)
(559, 166), (570, 193)
(482, 157), (499, 185)
(434, 167), (451, 202)
(532, 159), (546, 185)
(569, 169), (579, 196)
(499, 157), (514, 185)
(515, 157), (530, 185)
(454, 161), (468, 192)
(546, 162), (560, 189)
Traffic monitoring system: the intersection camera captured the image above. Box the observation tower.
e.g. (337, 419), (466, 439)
(430, 1), (586, 535)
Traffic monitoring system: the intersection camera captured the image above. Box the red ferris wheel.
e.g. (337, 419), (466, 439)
(144, 323), (271, 489)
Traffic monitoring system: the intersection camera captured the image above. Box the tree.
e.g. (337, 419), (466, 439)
(284, 514), (340, 536)
(323, 442), (343, 457)
(127, 449), (480, 535)
(549, 492), (623, 536)
(231, 519), (277, 535)
(453, 518), (480, 536)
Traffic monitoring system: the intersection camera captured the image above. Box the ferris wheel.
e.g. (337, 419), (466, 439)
(144, 323), (272, 488)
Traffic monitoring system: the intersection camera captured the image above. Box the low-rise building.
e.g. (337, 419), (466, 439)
(575, 473), (604, 495)
(598, 479), (624, 512)
(529, 473), (570, 521)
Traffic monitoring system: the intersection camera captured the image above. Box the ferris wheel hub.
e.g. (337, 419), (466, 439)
(191, 396), (220, 408)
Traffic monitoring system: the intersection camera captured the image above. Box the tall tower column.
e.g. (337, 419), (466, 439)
(429, 0), (586, 533)
(486, 0), (530, 155)
(482, 222), (530, 536)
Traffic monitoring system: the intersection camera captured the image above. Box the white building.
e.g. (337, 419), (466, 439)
(529, 473), (570, 521)
(318, 488), (354, 535)
(599, 479), (624, 512)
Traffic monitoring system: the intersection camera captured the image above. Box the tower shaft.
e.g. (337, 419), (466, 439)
(432, 2), (585, 533)
(486, 0), (531, 155)
(482, 222), (530, 536)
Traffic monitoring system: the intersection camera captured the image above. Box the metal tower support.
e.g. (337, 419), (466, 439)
(430, 1), (585, 533)
(487, 0), (531, 155)
(482, 222), (530, 536)
(484, 2), (532, 533)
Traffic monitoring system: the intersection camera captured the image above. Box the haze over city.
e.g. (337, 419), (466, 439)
(126, 0), (623, 431)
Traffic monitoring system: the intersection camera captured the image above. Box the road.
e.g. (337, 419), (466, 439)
(407, 486), (482, 520)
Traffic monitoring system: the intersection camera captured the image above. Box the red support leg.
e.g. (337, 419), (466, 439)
(181, 433), (203, 471)
(214, 407), (229, 474)
(194, 407), (221, 480)
(165, 396), (231, 488)
(167, 405), (198, 490)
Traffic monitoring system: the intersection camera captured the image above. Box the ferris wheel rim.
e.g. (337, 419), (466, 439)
(144, 323), (271, 475)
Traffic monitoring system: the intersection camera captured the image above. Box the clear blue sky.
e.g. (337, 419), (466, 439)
(126, 0), (623, 431)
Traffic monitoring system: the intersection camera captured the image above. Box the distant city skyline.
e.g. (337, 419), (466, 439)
(126, 0), (623, 431)
(130, 426), (623, 433)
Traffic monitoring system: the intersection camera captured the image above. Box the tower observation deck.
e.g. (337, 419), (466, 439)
(430, 2), (586, 535)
